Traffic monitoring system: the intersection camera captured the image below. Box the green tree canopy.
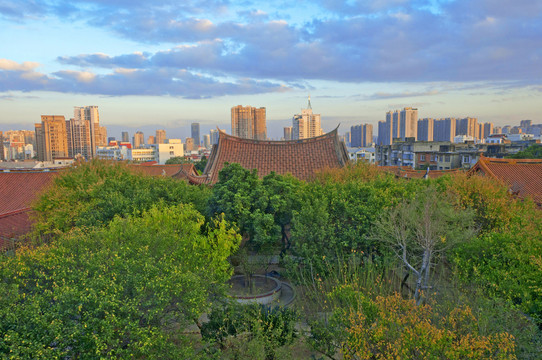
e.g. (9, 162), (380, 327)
(506, 144), (542, 159)
(207, 163), (303, 251)
(0, 204), (240, 358)
(32, 160), (211, 237)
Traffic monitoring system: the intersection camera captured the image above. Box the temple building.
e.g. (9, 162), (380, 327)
(181, 127), (349, 185)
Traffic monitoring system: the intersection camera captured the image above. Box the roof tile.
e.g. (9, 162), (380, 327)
(189, 128), (349, 184)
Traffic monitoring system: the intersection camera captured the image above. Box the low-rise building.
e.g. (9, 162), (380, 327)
(129, 148), (156, 163)
(348, 147), (375, 164)
(153, 140), (184, 164)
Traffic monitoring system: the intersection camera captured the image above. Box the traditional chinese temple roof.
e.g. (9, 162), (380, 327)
(184, 127), (349, 185)
(469, 156), (542, 205)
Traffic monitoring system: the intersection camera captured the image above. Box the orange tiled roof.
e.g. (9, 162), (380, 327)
(0, 209), (32, 242)
(171, 163), (200, 181)
(128, 164), (186, 177)
(188, 127), (349, 184)
(0, 170), (59, 242)
(468, 156), (542, 204)
(0, 170), (59, 215)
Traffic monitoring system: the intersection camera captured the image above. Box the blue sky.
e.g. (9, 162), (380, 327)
(1, 0), (541, 139)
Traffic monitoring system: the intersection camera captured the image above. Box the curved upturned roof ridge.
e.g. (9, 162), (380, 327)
(188, 127), (349, 185)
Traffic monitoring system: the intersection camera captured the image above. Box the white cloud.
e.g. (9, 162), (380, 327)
(0, 59), (40, 72)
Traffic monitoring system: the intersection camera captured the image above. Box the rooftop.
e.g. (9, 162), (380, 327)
(0, 170), (60, 246)
(127, 163), (189, 177)
(185, 128), (349, 184)
(469, 156), (542, 205)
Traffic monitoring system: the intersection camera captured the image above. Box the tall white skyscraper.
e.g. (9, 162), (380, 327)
(292, 96), (323, 140)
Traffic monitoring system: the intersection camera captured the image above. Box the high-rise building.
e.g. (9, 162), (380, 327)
(0, 131), (4, 161)
(156, 129), (166, 144)
(133, 131), (144, 148)
(35, 115), (69, 161)
(148, 136), (155, 144)
(399, 107), (418, 140)
(66, 117), (92, 159)
(520, 120), (532, 128)
(73, 106), (106, 157)
(283, 126), (293, 141)
(350, 124), (373, 147)
(210, 129), (219, 145)
(203, 134), (211, 149)
(293, 96), (322, 140)
(483, 122), (494, 139)
(434, 118), (456, 142)
(185, 137), (194, 152)
(122, 131), (129, 143)
(191, 123), (200, 147)
(493, 126), (502, 134)
(456, 117), (478, 139)
(362, 124), (373, 147)
(351, 125), (362, 147)
(253, 108), (266, 140)
(502, 125), (511, 134)
(377, 121), (390, 145)
(384, 110), (401, 141)
(417, 118), (434, 142)
(231, 105), (267, 140)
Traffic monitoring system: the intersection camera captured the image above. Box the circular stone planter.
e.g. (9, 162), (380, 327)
(228, 275), (282, 305)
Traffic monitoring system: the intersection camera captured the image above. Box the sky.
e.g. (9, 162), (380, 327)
(0, 0), (541, 139)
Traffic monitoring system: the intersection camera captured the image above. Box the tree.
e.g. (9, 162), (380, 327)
(195, 155), (208, 174)
(0, 204), (240, 358)
(506, 144), (542, 159)
(290, 163), (417, 271)
(201, 302), (298, 360)
(343, 293), (516, 360)
(453, 224), (542, 327)
(372, 186), (475, 305)
(207, 163), (303, 251)
(32, 160), (211, 237)
(165, 156), (190, 164)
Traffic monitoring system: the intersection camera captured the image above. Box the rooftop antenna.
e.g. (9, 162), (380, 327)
(307, 94), (312, 110)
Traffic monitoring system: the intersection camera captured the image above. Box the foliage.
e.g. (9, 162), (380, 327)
(446, 172), (542, 326)
(201, 302), (298, 360)
(506, 144), (542, 159)
(343, 293), (517, 360)
(207, 163), (303, 251)
(165, 156), (190, 164)
(290, 251), (537, 360)
(452, 227), (542, 327)
(32, 160), (211, 237)
(195, 155), (208, 174)
(0, 204), (240, 359)
(444, 173), (526, 234)
(371, 185), (475, 304)
(290, 162), (419, 271)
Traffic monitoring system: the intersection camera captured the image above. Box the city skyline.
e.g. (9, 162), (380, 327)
(0, 0), (541, 136)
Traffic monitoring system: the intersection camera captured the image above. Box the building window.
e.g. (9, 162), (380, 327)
(169, 151), (174, 155)
(463, 156), (470, 163)
(420, 154), (426, 161)
(445, 155), (450, 162)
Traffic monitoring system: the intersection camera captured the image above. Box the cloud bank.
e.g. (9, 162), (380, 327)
(1, 0), (541, 97)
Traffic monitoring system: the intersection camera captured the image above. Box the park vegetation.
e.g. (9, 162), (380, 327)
(1, 159), (541, 359)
